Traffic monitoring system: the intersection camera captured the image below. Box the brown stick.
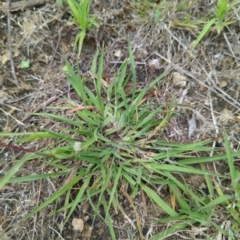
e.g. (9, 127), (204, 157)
(0, 142), (36, 153)
(6, 0), (19, 87)
(120, 186), (144, 240)
(1, 0), (47, 12)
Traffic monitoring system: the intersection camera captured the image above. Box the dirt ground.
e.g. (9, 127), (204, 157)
(0, 0), (240, 239)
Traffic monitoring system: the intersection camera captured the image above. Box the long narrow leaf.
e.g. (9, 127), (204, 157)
(8, 171), (69, 183)
(179, 151), (240, 165)
(200, 195), (233, 210)
(65, 170), (93, 223)
(0, 153), (36, 190)
(102, 196), (116, 240)
(191, 18), (216, 50)
(107, 165), (122, 213)
(128, 42), (136, 99)
(24, 173), (84, 220)
(223, 130), (238, 192)
(141, 184), (178, 217)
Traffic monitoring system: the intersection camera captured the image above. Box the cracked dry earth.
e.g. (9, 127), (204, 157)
(1, 0), (240, 239)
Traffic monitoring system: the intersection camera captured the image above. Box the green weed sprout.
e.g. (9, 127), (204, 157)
(1, 46), (240, 239)
(66, 0), (99, 56)
(192, 0), (240, 50)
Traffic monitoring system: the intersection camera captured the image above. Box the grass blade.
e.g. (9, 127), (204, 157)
(65, 170), (93, 223)
(0, 153), (36, 190)
(24, 173), (84, 220)
(191, 18), (216, 50)
(141, 183), (178, 217)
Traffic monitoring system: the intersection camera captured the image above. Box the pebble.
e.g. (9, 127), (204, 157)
(219, 80), (227, 88)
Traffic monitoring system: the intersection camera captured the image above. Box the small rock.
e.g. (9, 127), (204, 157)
(72, 218), (84, 232)
(114, 49), (123, 58)
(219, 80), (227, 88)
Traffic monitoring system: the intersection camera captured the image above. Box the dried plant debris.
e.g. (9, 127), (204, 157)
(188, 114), (197, 139)
(172, 72), (188, 87)
(218, 108), (235, 125)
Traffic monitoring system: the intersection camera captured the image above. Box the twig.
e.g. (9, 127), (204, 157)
(120, 186), (144, 240)
(49, 226), (64, 240)
(0, 142), (36, 153)
(69, 105), (96, 113)
(141, 189), (148, 216)
(208, 90), (219, 137)
(208, 90), (222, 186)
(62, 165), (80, 187)
(1, 0), (47, 12)
(0, 107), (24, 126)
(6, 0), (20, 87)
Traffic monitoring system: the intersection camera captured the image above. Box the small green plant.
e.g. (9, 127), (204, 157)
(20, 59), (30, 69)
(66, 0), (99, 56)
(1, 46), (240, 239)
(132, 0), (151, 17)
(192, 0), (240, 50)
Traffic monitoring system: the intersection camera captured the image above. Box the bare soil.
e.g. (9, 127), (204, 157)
(1, 0), (240, 239)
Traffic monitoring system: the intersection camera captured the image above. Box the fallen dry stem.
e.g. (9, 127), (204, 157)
(6, 0), (19, 87)
(120, 186), (144, 240)
(1, 0), (47, 12)
(69, 105), (96, 113)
